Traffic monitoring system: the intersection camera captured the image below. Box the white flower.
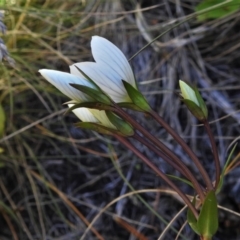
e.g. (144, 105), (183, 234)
(68, 104), (116, 129)
(39, 36), (137, 127)
(70, 36), (137, 102)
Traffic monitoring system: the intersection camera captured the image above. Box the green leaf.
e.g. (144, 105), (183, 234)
(196, 0), (240, 21)
(0, 104), (6, 137)
(223, 142), (238, 173)
(182, 99), (206, 121)
(105, 111), (134, 136)
(70, 84), (112, 104)
(197, 190), (218, 238)
(166, 174), (193, 188)
(122, 80), (151, 111)
(75, 122), (119, 135)
(187, 197), (200, 235)
(216, 143), (238, 194)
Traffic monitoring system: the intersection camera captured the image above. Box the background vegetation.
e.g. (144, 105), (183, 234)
(0, 0), (240, 239)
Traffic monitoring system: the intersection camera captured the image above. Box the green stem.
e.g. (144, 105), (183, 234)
(114, 134), (199, 219)
(134, 133), (205, 201)
(149, 110), (213, 191)
(203, 120), (220, 189)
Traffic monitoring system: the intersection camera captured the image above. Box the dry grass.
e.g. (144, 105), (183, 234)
(0, 0), (240, 239)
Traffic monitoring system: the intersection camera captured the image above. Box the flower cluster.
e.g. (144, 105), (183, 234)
(39, 36), (138, 132)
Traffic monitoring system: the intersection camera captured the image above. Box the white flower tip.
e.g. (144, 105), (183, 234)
(38, 69), (46, 75)
(91, 35), (101, 41)
(179, 80), (186, 88)
(38, 69), (55, 79)
(91, 36), (107, 48)
(39, 69), (49, 74)
(179, 80), (199, 106)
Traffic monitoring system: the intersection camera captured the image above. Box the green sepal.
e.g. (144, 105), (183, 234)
(106, 111), (134, 137)
(74, 66), (103, 92)
(182, 99), (206, 121)
(65, 102), (114, 115)
(75, 122), (120, 135)
(187, 197), (200, 235)
(194, 87), (208, 119)
(70, 83), (112, 105)
(117, 102), (145, 111)
(122, 80), (151, 111)
(166, 174), (193, 188)
(74, 66), (112, 101)
(197, 190), (218, 238)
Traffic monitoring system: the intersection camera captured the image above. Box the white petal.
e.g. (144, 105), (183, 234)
(179, 80), (199, 106)
(68, 104), (99, 122)
(39, 69), (94, 102)
(89, 109), (116, 129)
(91, 36), (136, 88)
(70, 62), (131, 103)
(69, 104), (116, 129)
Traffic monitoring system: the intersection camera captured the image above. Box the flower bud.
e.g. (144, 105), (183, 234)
(179, 80), (208, 120)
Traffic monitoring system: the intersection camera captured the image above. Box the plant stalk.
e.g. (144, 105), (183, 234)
(114, 134), (199, 219)
(203, 120), (220, 188)
(113, 104), (209, 194)
(134, 133), (205, 201)
(149, 110), (213, 191)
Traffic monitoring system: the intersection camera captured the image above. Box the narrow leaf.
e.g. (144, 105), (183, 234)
(223, 142), (238, 173)
(75, 122), (119, 135)
(166, 174), (193, 188)
(216, 143), (238, 194)
(187, 197), (200, 235)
